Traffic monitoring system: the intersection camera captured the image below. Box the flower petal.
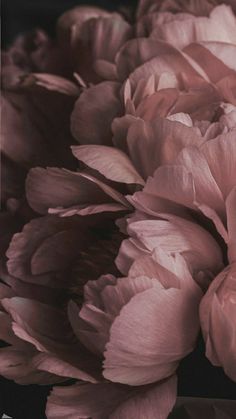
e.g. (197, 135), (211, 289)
(72, 145), (144, 185)
(71, 81), (122, 145)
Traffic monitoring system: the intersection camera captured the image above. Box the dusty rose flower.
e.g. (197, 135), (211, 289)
(72, 251), (202, 386)
(117, 120), (236, 383)
(2, 250), (201, 417)
(200, 263), (236, 381)
(1, 1), (236, 417)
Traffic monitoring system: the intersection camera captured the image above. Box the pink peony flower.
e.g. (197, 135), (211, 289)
(70, 252), (202, 386)
(1, 0), (236, 416)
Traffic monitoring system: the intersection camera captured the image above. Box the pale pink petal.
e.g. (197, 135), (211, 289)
(72, 145), (144, 185)
(184, 43), (235, 83)
(71, 81), (122, 145)
(176, 146), (225, 214)
(200, 41), (236, 73)
(125, 117), (202, 179)
(146, 165), (195, 209)
(104, 284), (200, 385)
(201, 131), (236, 198)
(126, 43), (207, 89)
(127, 215), (223, 274)
(115, 237), (150, 275)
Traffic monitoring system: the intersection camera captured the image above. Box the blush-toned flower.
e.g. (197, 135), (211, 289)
(1, 0), (236, 417)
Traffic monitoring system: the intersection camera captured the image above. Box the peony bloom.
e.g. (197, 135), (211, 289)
(1, 0), (236, 417)
(200, 264), (236, 382)
(1, 250), (201, 417)
(118, 119), (236, 382)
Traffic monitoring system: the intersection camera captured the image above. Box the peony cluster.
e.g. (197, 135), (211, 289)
(1, 0), (236, 417)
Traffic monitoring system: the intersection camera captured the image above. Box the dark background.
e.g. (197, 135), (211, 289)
(1, 1), (236, 417)
(1, 0), (138, 48)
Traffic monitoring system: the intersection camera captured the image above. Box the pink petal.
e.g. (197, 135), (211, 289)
(111, 376), (177, 419)
(184, 42), (235, 83)
(26, 167), (115, 214)
(176, 146), (225, 214)
(104, 284), (199, 385)
(126, 117), (202, 179)
(72, 145), (144, 185)
(127, 215), (223, 274)
(201, 131), (236, 198)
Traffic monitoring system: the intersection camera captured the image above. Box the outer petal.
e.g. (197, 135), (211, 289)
(0, 347), (61, 385)
(2, 297), (100, 382)
(104, 284), (200, 385)
(126, 215), (223, 275)
(184, 42), (236, 83)
(72, 145), (144, 185)
(111, 375), (177, 419)
(26, 167), (128, 215)
(125, 117), (202, 179)
(201, 131), (236, 199)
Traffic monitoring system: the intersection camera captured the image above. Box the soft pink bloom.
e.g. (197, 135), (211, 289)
(1, 1), (236, 417)
(200, 263), (236, 381)
(69, 251), (202, 386)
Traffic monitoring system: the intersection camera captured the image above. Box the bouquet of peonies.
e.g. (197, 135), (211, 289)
(1, 0), (236, 417)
